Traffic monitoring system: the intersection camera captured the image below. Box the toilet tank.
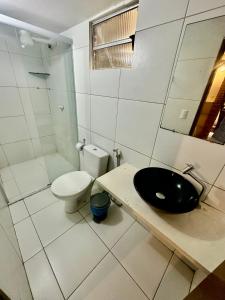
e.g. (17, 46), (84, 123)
(82, 144), (109, 178)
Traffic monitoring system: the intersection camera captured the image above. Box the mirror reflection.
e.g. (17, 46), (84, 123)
(161, 16), (225, 145)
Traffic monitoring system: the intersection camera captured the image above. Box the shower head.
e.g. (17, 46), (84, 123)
(19, 30), (34, 48)
(19, 29), (56, 48)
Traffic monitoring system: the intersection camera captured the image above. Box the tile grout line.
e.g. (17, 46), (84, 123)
(83, 215), (152, 300)
(65, 250), (110, 300)
(23, 199), (67, 300)
(152, 253), (175, 300)
(188, 269), (196, 295)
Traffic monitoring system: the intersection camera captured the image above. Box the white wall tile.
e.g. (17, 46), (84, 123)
(0, 87), (23, 117)
(187, 0), (225, 16)
(169, 58), (215, 101)
(78, 126), (91, 144)
(73, 47), (90, 93)
(90, 69), (120, 98)
(35, 114), (53, 137)
(116, 99), (162, 156)
(19, 88), (40, 139)
(0, 116), (30, 144)
(215, 166), (225, 190)
(205, 187), (225, 213)
(119, 21), (183, 102)
(63, 21), (89, 49)
(29, 88), (50, 114)
(76, 93), (91, 129)
(40, 135), (57, 155)
(137, 0), (188, 30)
(153, 128), (225, 184)
(10, 54), (47, 88)
(91, 95), (117, 140)
(161, 98), (200, 134)
(3, 140), (35, 165)
(0, 51), (16, 86)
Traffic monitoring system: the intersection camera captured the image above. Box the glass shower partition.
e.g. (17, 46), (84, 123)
(37, 38), (80, 183)
(0, 22), (79, 202)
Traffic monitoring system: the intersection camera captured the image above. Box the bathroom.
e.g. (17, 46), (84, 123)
(0, 0), (225, 299)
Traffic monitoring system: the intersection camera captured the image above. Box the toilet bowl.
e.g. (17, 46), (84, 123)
(51, 171), (92, 213)
(51, 144), (109, 213)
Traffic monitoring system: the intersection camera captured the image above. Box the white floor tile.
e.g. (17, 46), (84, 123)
(9, 201), (29, 224)
(190, 269), (207, 292)
(112, 222), (173, 299)
(79, 202), (90, 218)
(69, 253), (148, 300)
(14, 217), (42, 261)
(45, 221), (108, 298)
(25, 250), (64, 300)
(2, 179), (22, 202)
(86, 204), (135, 248)
(0, 166), (13, 182)
(32, 201), (83, 246)
(154, 255), (194, 300)
(11, 159), (49, 197)
(24, 188), (58, 215)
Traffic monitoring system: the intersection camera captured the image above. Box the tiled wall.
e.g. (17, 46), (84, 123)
(0, 23), (56, 169)
(64, 0), (225, 213)
(0, 184), (32, 299)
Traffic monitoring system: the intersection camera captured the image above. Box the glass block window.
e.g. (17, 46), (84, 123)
(91, 5), (138, 69)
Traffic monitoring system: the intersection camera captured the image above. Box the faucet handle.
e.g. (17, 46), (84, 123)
(182, 163), (194, 174)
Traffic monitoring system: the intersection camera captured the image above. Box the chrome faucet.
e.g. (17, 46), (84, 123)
(182, 163), (205, 199)
(113, 148), (121, 167)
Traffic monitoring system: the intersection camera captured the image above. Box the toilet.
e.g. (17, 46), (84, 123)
(51, 144), (109, 213)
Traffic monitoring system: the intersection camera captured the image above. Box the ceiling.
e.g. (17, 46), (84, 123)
(0, 0), (126, 33)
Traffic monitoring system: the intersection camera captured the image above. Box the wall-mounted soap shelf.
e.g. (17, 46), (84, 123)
(28, 72), (50, 76)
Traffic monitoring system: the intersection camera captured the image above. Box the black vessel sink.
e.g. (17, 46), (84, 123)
(133, 167), (200, 213)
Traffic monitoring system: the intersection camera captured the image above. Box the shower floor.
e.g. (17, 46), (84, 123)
(0, 153), (74, 203)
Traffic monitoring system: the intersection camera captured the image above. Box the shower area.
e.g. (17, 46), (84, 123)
(0, 20), (79, 203)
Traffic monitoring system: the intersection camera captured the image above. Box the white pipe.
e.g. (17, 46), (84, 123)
(0, 13), (72, 44)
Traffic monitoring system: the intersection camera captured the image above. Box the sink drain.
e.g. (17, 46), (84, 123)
(156, 192), (166, 200)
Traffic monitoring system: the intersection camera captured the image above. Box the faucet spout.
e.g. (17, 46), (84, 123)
(182, 163), (205, 199)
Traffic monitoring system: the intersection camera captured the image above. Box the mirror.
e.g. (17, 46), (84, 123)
(161, 16), (225, 145)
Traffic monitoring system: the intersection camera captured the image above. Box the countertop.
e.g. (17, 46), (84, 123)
(96, 163), (225, 273)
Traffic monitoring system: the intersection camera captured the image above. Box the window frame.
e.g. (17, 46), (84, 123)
(90, 3), (139, 69)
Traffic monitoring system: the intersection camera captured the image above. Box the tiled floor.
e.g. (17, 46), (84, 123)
(9, 188), (204, 300)
(0, 153), (74, 202)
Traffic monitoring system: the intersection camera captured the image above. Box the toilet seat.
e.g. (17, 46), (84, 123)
(51, 171), (92, 198)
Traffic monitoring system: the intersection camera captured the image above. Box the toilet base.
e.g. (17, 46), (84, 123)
(64, 183), (93, 214)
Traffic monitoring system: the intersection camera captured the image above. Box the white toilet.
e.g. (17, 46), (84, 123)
(51, 144), (109, 213)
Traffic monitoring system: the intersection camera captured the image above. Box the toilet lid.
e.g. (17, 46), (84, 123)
(51, 171), (92, 198)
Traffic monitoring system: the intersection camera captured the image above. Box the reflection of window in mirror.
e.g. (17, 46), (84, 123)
(190, 39), (225, 144)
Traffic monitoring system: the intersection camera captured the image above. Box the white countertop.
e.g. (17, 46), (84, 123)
(97, 163), (225, 273)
